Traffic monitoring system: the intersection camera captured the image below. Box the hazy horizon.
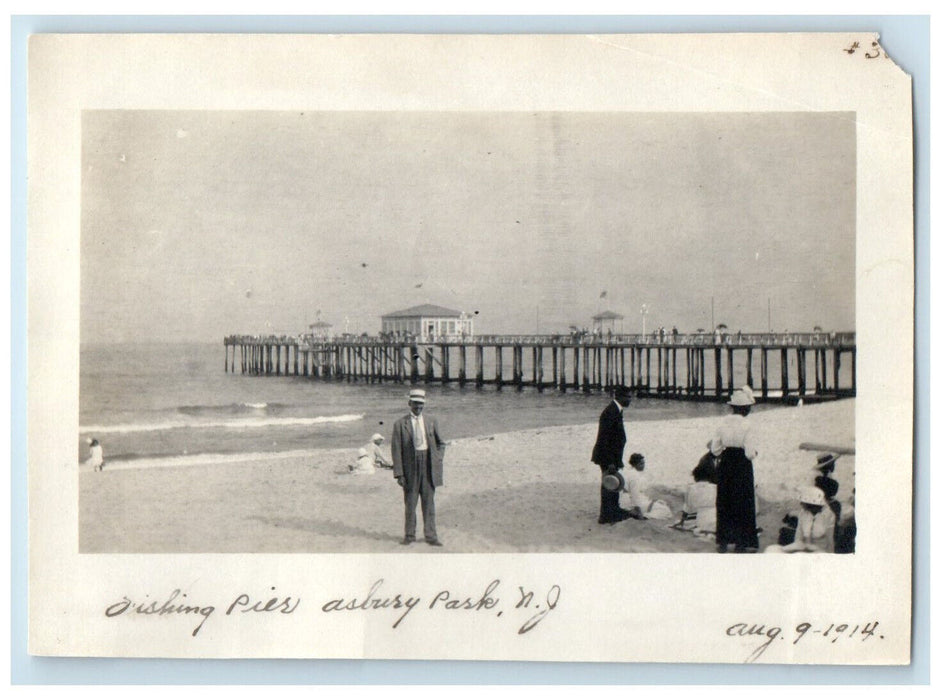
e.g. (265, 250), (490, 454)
(81, 110), (856, 344)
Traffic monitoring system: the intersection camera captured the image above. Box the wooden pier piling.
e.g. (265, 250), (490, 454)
(223, 332), (856, 404)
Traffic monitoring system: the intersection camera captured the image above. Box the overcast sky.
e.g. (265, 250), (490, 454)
(81, 110), (855, 343)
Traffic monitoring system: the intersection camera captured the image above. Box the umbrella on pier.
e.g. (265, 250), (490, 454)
(592, 310), (625, 334)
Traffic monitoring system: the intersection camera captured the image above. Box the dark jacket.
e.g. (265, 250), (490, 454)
(391, 412), (446, 488)
(591, 400), (626, 469)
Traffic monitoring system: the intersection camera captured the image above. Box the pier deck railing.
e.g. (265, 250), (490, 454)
(223, 332), (856, 403)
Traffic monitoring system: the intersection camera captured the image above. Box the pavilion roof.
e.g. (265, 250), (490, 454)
(382, 304), (463, 318)
(592, 310), (624, 320)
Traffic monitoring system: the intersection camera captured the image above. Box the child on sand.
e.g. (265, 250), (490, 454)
(81, 438), (105, 472)
(765, 486), (835, 553)
(348, 433), (392, 475)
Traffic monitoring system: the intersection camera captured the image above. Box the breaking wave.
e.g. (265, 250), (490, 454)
(80, 413), (365, 435)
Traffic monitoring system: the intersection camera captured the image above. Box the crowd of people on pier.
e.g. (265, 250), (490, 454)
(227, 328), (850, 349)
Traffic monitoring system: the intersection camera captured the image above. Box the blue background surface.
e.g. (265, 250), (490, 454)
(10, 14), (929, 685)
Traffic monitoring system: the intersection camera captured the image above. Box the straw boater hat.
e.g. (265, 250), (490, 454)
(728, 385), (756, 406)
(371, 433), (384, 443)
(408, 389), (426, 403)
(798, 485), (826, 507)
(602, 471), (626, 492)
(814, 453), (838, 471)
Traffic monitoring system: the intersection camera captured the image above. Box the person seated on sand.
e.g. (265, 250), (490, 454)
(780, 453), (842, 546)
(834, 486), (856, 554)
(765, 486), (835, 553)
(349, 433), (393, 475)
(813, 453), (842, 521)
(777, 510), (799, 547)
(81, 437), (105, 472)
(621, 453), (673, 521)
(674, 456), (718, 537)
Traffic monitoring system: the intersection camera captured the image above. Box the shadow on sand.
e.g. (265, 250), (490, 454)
(246, 514), (397, 544)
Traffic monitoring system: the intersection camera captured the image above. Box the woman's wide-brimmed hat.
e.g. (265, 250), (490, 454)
(728, 385), (756, 406)
(799, 485), (827, 507)
(814, 453), (838, 471)
(602, 471), (625, 492)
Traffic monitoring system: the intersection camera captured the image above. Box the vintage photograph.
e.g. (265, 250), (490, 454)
(28, 33), (913, 664)
(79, 110), (856, 555)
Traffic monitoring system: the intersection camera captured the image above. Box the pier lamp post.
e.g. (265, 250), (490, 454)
(640, 304), (649, 339)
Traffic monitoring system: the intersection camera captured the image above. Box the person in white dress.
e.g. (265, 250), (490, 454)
(765, 486), (835, 553)
(621, 453), (672, 520)
(82, 437), (104, 472)
(675, 459), (718, 537)
(712, 386), (760, 552)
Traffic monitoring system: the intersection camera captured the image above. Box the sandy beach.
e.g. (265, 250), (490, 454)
(80, 399), (854, 553)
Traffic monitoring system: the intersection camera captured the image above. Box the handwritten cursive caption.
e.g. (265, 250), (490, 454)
(322, 578), (560, 634)
(104, 579), (560, 638)
(727, 620), (884, 663)
(105, 587), (300, 637)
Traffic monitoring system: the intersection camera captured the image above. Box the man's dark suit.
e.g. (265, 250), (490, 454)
(391, 411), (446, 541)
(591, 399), (628, 522)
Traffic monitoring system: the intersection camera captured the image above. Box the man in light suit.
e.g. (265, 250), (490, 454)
(391, 388), (447, 546)
(591, 385), (633, 524)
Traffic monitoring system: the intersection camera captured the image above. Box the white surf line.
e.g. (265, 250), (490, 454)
(92, 448), (349, 472)
(80, 413), (365, 434)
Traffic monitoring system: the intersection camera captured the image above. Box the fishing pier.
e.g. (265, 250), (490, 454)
(223, 332), (856, 403)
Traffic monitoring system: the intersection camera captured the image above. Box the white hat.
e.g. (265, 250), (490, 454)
(728, 385), (756, 406)
(408, 389), (426, 403)
(799, 486), (826, 507)
(371, 433), (384, 443)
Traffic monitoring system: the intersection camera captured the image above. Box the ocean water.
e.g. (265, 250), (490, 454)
(80, 342), (743, 469)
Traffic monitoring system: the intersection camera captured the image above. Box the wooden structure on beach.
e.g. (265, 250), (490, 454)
(223, 332), (856, 403)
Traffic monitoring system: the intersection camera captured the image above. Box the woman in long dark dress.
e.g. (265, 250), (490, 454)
(712, 386), (759, 552)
